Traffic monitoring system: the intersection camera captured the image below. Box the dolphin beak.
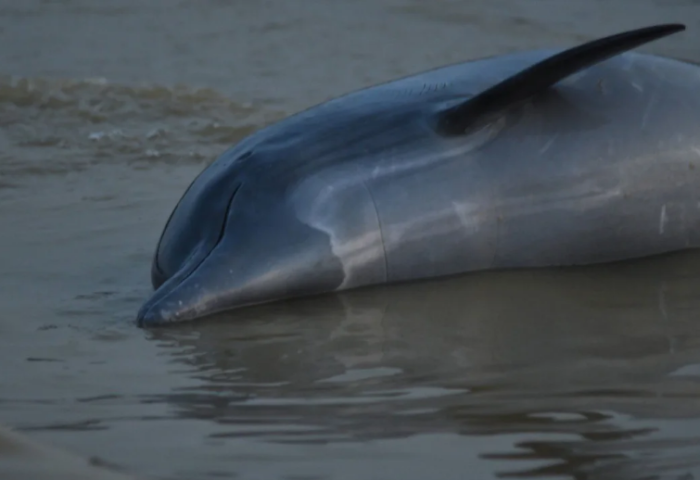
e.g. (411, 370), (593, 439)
(136, 242), (219, 326)
(136, 302), (171, 326)
(136, 285), (204, 326)
(135, 228), (288, 327)
(136, 258), (242, 326)
(136, 227), (347, 327)
(137, 183), (244, 327)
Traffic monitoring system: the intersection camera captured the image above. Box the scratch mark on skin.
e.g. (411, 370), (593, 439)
(452, 201), (479, 234)
(539, 134), (558, 154)
(641, 92), (657, 129)
(659, 204), (667, 235)
(363, 179), (388, 284)
(692, 147), (700, 158)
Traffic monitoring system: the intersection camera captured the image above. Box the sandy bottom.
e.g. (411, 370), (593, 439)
(0, 423), (142, 480)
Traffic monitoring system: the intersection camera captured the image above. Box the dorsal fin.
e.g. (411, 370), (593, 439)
(436, 24), (686, 136)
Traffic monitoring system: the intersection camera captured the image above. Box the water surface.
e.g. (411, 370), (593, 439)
(2, 1), (700, 479)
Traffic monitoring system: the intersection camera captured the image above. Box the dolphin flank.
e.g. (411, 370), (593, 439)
(137, 24), (700, 326)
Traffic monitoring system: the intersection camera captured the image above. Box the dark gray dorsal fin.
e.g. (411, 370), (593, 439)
(436, 24), (686, 136)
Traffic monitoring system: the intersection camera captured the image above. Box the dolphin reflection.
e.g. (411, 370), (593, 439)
(148, 252), (700, 479)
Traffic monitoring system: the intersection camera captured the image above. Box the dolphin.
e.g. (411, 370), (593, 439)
(137, 24), (700, 326)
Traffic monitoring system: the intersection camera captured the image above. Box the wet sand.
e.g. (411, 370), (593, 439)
(2, 1), (700, 479)
(0, 424), (142, 480)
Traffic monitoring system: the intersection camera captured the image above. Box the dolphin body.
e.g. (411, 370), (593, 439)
(137, 24), (700, 326)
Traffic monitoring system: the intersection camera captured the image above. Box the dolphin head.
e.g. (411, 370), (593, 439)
(136, 144), (386, 327)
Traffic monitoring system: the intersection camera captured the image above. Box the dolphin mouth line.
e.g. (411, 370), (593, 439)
(203, 181), (242, 267)
(138, 183), (242, 326)
(181, 181), (243, 285)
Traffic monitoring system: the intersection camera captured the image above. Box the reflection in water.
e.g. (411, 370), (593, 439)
(150, 252), (700, 479)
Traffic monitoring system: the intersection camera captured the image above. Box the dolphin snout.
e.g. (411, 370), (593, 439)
(136, 303), (170, 327)
(137, 254), (206, 327)
(136, 295), (184, 327)
(137, 247), (246, 327)
(137, 288), (221, 326)
(136, 265), (211, 327)
(136, 305), (160, 327)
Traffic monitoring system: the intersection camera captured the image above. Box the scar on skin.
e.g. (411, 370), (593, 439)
(596, 79), (605, 94)
(659, 204), (667, 235)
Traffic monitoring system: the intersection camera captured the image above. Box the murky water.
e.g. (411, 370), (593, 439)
(2, 1), (700, 479)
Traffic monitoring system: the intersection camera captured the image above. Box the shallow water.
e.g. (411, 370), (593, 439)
(2, 1), (700, 479)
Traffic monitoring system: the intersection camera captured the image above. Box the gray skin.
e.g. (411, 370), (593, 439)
(137, 44), (700, 326)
